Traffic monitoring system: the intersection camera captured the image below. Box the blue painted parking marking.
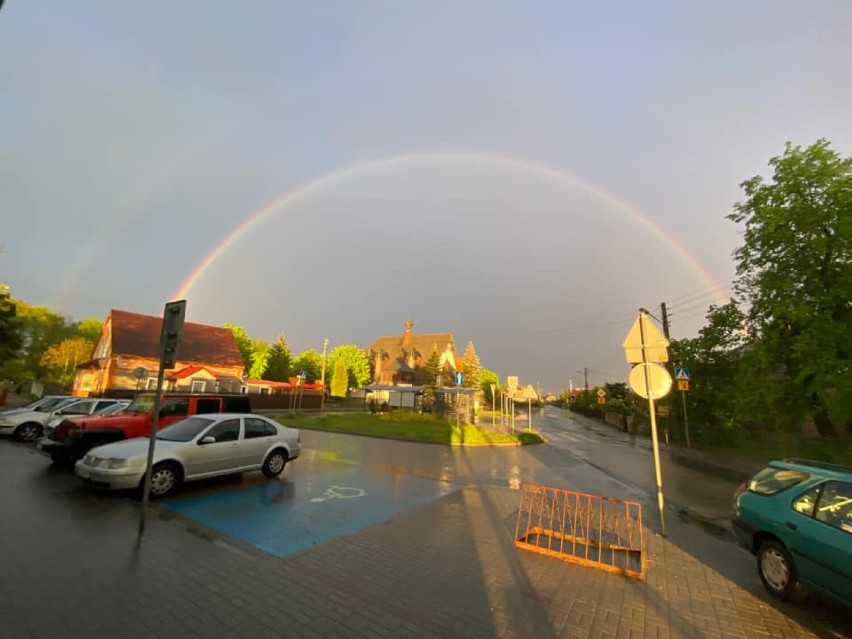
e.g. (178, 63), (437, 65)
(163, 466), (458, 558)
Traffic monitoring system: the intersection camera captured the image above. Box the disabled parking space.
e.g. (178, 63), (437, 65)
(163, 464), (459, 558)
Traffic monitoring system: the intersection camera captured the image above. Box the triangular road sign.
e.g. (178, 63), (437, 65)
(674, 367), (690, 381)
(623, 314), (669, 364)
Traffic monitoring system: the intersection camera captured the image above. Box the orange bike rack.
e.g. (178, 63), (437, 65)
(514, 482), (645, 579)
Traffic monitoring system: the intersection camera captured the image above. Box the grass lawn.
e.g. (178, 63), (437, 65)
(276, 411), (544, 446)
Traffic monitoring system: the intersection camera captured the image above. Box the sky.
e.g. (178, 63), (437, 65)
(2, 1), (851, 393)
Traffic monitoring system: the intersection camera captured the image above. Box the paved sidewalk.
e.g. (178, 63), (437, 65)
(2, 437), (850, 639)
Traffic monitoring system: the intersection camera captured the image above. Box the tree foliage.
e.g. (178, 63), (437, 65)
(263, 333), (292, 381)
(326, 345), (371, 389)
(292, 349), (323, 383)
(461, 341), (482, 389)
(479, 368), (500, 404)
(0, 285), (21, 368)
(224, 323), (254, 374)
(5, 299), (71, 380)
(247, 339), (270, 380)
(330, 358), (349, 398)
(40, 338), (95, 384)
(420, 346), (441, 398)
(728, 139), (852, 436)
(74, 317), (103, 342)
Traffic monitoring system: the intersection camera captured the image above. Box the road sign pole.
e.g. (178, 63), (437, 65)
(640, 311), (667, 537)
(682, 390), (690, 449)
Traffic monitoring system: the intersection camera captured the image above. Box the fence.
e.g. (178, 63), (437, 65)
(514, 483), (645, 579)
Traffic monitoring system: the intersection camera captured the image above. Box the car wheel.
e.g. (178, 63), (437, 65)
(14, 422), (42, 443)
(758, 540), (798, 600)
(262, 449), (288, 477)
(147, 462), (182, 498)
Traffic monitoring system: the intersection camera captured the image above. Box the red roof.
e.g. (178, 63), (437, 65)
(108, 309), (244, 368)
(168, 365), (208, 380)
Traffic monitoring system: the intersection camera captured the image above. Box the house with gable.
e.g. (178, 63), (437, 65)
(367, 319), (461, 386)
(73, 309), (245, 397)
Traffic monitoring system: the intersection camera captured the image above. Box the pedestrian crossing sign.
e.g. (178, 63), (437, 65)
(674, 366), (690, 381)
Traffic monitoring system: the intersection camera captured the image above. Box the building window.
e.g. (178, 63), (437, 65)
(146, 378), (158, 390)
(191, 380), (206, 394)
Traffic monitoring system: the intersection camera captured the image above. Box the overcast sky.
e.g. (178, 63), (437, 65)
(2, 1), (851, 392)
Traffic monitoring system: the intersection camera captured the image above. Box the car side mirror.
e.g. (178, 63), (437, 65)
(199, 436), (216, 445)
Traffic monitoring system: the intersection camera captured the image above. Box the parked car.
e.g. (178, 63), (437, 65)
(732, 459), (852, 606)
(0, 397), (125, 443)
(44, 400), (131, 434)
(0, 395), (71, 416)
(74, 413), (300, 498)
(38, 392), (252, 463)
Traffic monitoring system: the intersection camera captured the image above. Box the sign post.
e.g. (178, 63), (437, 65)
(624, 309), (671, 537)
(675, 366), (691, 448)
(489, 383), (496, 430)
(139, 299), (186, 535)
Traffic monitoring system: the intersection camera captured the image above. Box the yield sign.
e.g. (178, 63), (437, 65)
(623, 313), (669, 364)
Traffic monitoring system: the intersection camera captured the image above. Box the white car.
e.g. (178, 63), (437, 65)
(75, 413), (301, 498)
(0, 395), (71, 416)
(43, 399), (131, 435)
(0, 398), (127, 442)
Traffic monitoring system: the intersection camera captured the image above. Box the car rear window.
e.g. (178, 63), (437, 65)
(748, 467), (810, 496)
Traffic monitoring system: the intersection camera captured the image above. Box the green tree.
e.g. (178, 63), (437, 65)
(11, 300), (72, 380)
(247, 339), (270, 379)
(479, 368), (500, 404)
(292, 349), (323, 383)
(330, 358), (349, 398)
(420, 346), (441, 399)
(0, 285), (21, 369)
(74, 317), (103, 343)
(263, 333), (292, 381)
(728, 140), (852, 436)
(224, 323), (254, 374)
(461, 341), (482, 389)
(39, 337), (94, 384)
(326, 345), (371, 389)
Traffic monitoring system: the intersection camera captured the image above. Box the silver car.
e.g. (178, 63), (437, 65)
(74, 413), (301, 498)
(1, 397), (125, 442)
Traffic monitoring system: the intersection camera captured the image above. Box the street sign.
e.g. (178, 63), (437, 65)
(628, 362), (673, 399)
(674, 366), (690, 381)
(596, 388), (606, 398)
(597, 396), (606, 405)
(623, 314), (669, 363)
(455, 371), (464, 385)
(507, 375), (518, 390)
(677, 380), (690, 392)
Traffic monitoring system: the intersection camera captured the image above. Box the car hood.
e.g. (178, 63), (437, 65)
(90, 437), (185, 460)
(0, 410), (42, 423)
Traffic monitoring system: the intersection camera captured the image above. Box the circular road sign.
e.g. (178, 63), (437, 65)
(629, 363), (673, 399)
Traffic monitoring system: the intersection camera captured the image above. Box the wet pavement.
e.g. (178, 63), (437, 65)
(1, 424), (850, 638)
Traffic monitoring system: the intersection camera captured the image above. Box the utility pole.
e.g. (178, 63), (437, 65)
(320, 337), (329, 413)
(660, 302), (671, 340)
(584, 367), (589, 391)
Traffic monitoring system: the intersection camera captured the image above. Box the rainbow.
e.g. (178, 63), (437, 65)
(174, 151), (729, 303)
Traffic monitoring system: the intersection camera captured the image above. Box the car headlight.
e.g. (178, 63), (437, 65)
(101, 458), (129, 470)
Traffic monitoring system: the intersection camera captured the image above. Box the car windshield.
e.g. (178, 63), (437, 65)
(34, 397), (71, 412)
(96, 403), (127, 415)
(126, 396), (155, 413)
(156, 416), (216, 442)
(748, 467), (810, 496)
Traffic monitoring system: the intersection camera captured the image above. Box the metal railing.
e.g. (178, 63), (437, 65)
(514, 483), (645, 579)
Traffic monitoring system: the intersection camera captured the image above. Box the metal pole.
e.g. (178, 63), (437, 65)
(682, 389), (690, 449)
(138, 363), (166, 534)
(490, 384), (496, 430)
(639, 310), (667, 537)
(320, 338), (329, 413)
(528, 397), (532, 431)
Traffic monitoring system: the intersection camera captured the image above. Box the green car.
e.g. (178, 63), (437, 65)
(732, 459), (852, 606)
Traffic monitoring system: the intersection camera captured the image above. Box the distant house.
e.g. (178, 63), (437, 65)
(73, 309), (245, 397)
(366, 319), (461, 386)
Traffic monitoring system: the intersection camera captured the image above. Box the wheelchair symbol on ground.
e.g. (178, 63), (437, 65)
(310, 485), (366, 503)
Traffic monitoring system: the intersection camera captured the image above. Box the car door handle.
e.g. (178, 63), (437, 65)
(785, 522), (797, 531)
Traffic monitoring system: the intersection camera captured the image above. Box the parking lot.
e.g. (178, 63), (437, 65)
(2, 430), (850, 639)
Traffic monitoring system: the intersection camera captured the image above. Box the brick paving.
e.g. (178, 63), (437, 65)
(1, 436), (850, 639)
